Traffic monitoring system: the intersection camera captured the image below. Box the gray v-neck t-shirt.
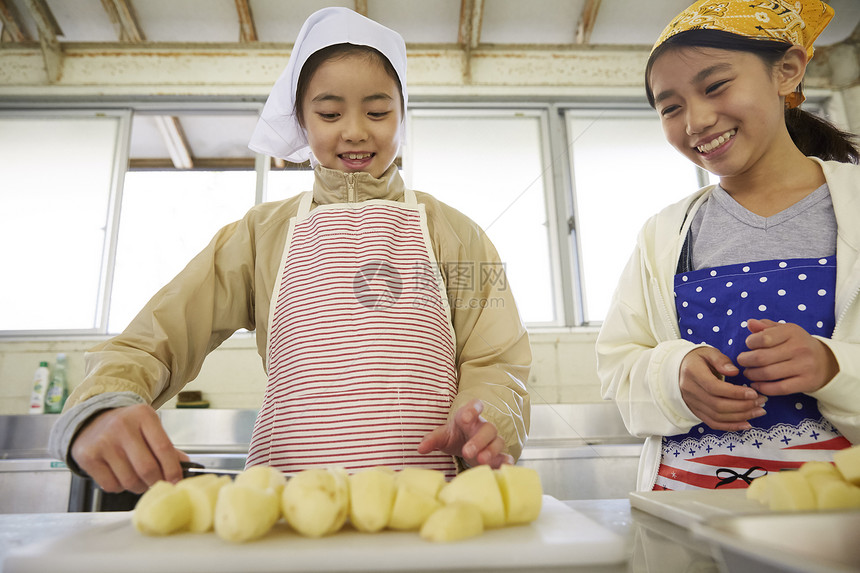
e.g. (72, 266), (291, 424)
(690, 184), (836, 271)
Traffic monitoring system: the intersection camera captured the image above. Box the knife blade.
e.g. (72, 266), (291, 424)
(180, 461), (243, 478)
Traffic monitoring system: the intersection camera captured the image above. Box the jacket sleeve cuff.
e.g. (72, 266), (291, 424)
(48, 391), (146, 476)
(650, 339), (703, 428)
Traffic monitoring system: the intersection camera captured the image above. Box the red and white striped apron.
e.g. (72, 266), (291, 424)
(246, 187), (459, 478)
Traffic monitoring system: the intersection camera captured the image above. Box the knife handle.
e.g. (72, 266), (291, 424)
(180, 460), (206, 478)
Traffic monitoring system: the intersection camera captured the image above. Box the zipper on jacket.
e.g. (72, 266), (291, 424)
(652, 277), (680, 339)
(346, 172), (356, 202)
(832, 283), (860, 338)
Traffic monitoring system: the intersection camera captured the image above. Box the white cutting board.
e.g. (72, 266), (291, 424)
(629, 490), (769, 529)
(4, 496), (624, 573)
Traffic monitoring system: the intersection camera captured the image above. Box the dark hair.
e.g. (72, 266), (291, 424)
(645, 29), (859, 164)
(294, 43), (404, 128)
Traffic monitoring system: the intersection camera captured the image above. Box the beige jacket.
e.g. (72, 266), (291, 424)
(62, 164), (532, 461)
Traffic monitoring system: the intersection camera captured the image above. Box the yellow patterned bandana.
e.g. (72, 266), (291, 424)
(652, 0), (835, 108)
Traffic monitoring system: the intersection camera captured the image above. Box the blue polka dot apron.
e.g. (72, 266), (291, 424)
(655, 256), (851, 490)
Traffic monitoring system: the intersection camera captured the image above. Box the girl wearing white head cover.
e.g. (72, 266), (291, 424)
(51, 8), (530, 488)
(248, 7), (408, 164)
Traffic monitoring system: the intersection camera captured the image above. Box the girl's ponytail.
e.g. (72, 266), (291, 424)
(785, 107), (860, 164)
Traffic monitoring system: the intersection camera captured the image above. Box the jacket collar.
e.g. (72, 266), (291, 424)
(812, 158), (860, 250)
(312, 163), (405, 205)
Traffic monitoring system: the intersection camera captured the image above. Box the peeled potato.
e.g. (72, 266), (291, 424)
(420, 503), (484, 542)
(816, 480), (860, 510)
(235, 465), (287, 496)
(281, 468), (350, 537)
(834, 445), (860, 485)
(768, 471), (816, 511)
(133, 480), (192, 536)
(349, 468), (396, 533)
(798, 461), (840, 478)
(395, 467), (446, 498)
(214, 483), (280, 542)
(388, 483), (442, 530)
(495, 465), (543, 525)
(439, 465), (506, 528)
(746, 474), (774, 506)
(176, 474), (232, 533)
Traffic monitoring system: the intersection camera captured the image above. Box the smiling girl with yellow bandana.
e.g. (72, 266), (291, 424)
(597, 0), (860, 491)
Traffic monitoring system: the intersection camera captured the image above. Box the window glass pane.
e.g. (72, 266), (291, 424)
(0, 115), (119, 331)
(109, 171), (255, 332)
(569, 113), (699, 323)
(406, 113), (555, 324)
(266, 169), (316, 203)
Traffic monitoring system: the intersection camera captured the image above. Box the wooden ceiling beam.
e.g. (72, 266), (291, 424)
(458, 0), (484, 49)
(0, 0), (31, 42)
(100, 0), (144, 43)
(23, 0), (62, 82)
(153, 115), (194, 169)
(234, 0), (257, 43)
(458, 0), (484, 82)
(575, 0), (601, 45)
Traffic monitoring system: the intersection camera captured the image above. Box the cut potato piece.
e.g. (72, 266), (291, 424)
(234, 465), (287, 496)
(388, 484), (442, 531)
(797, 461), (840, 478)
(214, 484), (280, 543)
(768, 471), (815, 511)
(395, 467), (446, 498)
(176, 474), (231, 533)
(806, 472), (842, 505)
(834, 445), (860, 485)
(439, 465), (505, 528)
(746, 474), (774, 506)
(495, 465), (542, 525)
(133, 480), (192, 536)
(420, 503), (484, 542)
(816, 480), (860, 510)
(281, 468), (349, 537)
(349, 468), (396, 533)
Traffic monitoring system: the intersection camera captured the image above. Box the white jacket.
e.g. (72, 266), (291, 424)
(596, 159), (860, 491)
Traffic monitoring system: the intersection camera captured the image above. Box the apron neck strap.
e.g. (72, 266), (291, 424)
(404, 188), (418, 205)
(297, 191), (314, 218)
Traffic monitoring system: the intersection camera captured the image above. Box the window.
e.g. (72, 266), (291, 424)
(405, 109), (559, 325)
(566, 110), (702, 323)
(109, 170), (256, 332)
(0, 111), (128, 333)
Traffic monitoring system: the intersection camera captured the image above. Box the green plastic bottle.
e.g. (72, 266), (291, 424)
(44, 353), (69, 414)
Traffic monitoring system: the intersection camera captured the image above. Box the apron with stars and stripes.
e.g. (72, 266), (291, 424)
(655, 256), (850, 490)
(246, 188), (459, 478)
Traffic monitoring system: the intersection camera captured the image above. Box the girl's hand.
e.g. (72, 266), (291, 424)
(70, 403), (189, 494)
(738, 318), (839, 395)
(679, 346), (766, 431)
(417, 399), (513, 468)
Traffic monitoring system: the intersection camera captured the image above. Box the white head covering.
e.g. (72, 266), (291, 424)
(248, 7), (408, 163)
